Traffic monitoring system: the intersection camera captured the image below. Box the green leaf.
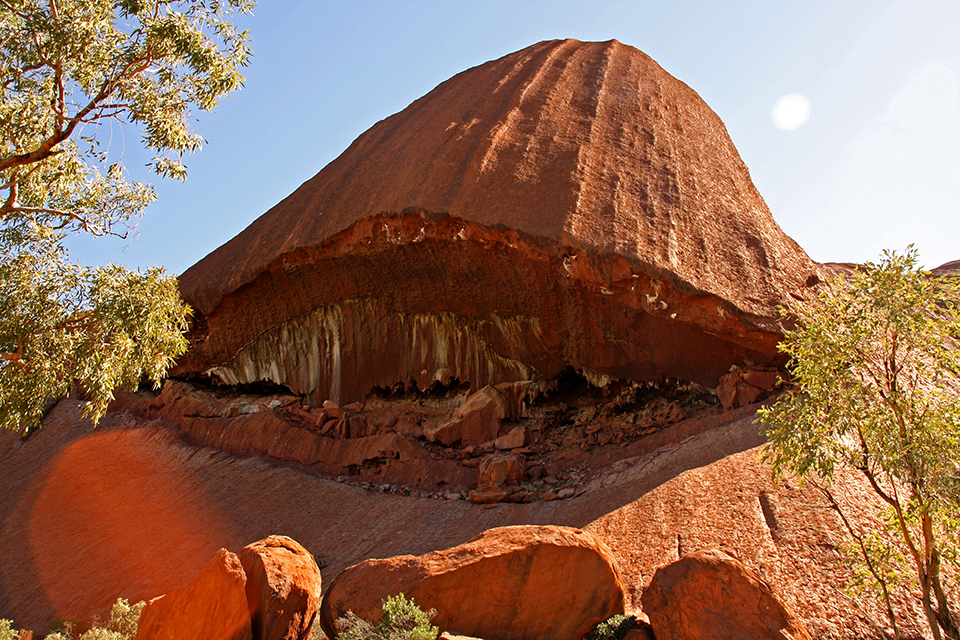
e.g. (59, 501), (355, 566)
(0, 0), (253, 431)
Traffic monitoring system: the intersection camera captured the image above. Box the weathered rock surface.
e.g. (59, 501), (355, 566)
(175, 38), (820, 403)
(623, 626), (656, 640)
(425, 385), (510, 446)
(0, 399), (933, 638)
(641, 548), (812, 640)
(239, 536), (322, 640)
(318, 525), (625, 640)
(135, 549), (252, 640)
(467, 484), (508, 504)
(716, 366), (781, 411)
(477, 452), (526, 487)
(136, 380), (475, 491)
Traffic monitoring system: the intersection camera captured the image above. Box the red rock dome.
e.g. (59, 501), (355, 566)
(176, 38), (820, 403)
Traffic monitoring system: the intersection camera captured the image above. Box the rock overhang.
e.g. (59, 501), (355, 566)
(175, 38), (822, 403)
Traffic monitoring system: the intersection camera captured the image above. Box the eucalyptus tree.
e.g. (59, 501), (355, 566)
(760, 248), (960, 640)
(0, 0), (254, 430)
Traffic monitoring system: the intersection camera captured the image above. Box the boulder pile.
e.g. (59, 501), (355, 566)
(135, 536), (321, 640)
(140, 527), (806, 640)
(116, 372), (743, 498)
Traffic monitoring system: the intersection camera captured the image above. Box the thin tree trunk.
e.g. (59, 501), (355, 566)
(924, 522), (959, 640)
(816, 481), (901, 640)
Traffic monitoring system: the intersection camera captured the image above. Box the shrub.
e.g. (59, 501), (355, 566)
(336, 593), (438, 640)
(759, 247), (960, 640)
(587, 614), (638, 640)
(0, 619), (22, 640)
(46, 598), (146, 640)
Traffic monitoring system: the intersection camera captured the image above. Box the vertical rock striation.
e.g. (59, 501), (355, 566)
(176, 39), (820, 403)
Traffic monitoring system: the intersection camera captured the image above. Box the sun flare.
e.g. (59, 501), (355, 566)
(772, 93), (811, 130)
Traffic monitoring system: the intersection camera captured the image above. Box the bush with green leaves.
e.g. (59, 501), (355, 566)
(586, 614), (638, 640)
(759, 247), (960, 640)
(1, 598), (144, 640)
(0, 0), (254, 431)
(336, 593), (438, 640)
(0, 618), (22, 640)
(47, 598), (145, 640)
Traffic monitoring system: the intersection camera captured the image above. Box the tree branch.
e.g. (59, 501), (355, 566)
(0, 337), (26, 368)
(814, 479), (901, 640)
(0, 51), (150, 173)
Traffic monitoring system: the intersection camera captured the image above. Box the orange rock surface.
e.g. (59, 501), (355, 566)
(134, 549), (252, 640)
(0, 400), (929, 638)
(239, 536), (322, 640)
(642, 548), (812, 640)
(175, 39), (820, 404)
(318, 525), (626, 640)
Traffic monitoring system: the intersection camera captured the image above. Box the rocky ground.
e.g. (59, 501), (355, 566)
(0, 381), (930, 639)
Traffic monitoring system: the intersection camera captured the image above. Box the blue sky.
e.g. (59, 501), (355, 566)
(68, 0), (960, 273)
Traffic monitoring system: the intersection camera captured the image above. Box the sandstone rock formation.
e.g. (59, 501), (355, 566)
(0, 398), (935, 638)
(318, 525), (625, 640)
(477, 452), (526, 487)
(135, 549), (252, 640)
(136, 380), (476, 491)
(641, 548), (812, 640)
(239, 536), (322, 640)
(715, 366), (781, 411)
(175, 38), (820, 404)
(425, 385), (510, 446)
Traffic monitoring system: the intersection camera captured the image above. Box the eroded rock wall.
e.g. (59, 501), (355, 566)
(176, 39), (822, 403)
(178, 215), (799, 403)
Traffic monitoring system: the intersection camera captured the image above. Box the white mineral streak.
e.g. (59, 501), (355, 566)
(582, 368), (615, 389)
(209, 299), (540, 402)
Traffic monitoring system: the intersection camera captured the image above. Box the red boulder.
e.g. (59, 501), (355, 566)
(239, 536), (323, 640)
(641, 548), (812, 640)
(319, 525), (625, 640)
(135, 549), (252, 640)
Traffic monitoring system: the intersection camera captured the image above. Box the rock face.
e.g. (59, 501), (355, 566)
(138, 380), (476, 491)
(477, 452), (526, 487)
(641, 548), (812, 640)
(135, 549), (253, 640)
(425, 385), (510, 446)
(716, 366), (781, 411)
(318, 525), (625, 640)
(1, 399), (931, 638)
(239, 536), (322, 640)
(175, 38), (819, 404)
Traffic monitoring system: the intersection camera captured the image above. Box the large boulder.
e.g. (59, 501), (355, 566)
(716, 366), (780, 411)
(135, 549), (252, 640)
(477, 452), (526, 487)
(239, 536), (323, 640)
(425, 386), (510, 446)
(641, 548), (812, 640)
(175, 38), (820, 404)
(318, 525), (625, 640)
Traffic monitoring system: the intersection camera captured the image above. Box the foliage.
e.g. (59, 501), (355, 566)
(586, 614), (638, 640)
(97, 597), (144, 638)
(336, 593), (438, 640)
(0, 619), (22, 640)
(308, 619), (328, 640)
(4, 598), (144, 640)
(759, 247), (960, 640)
(0, 0), (254, 429)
